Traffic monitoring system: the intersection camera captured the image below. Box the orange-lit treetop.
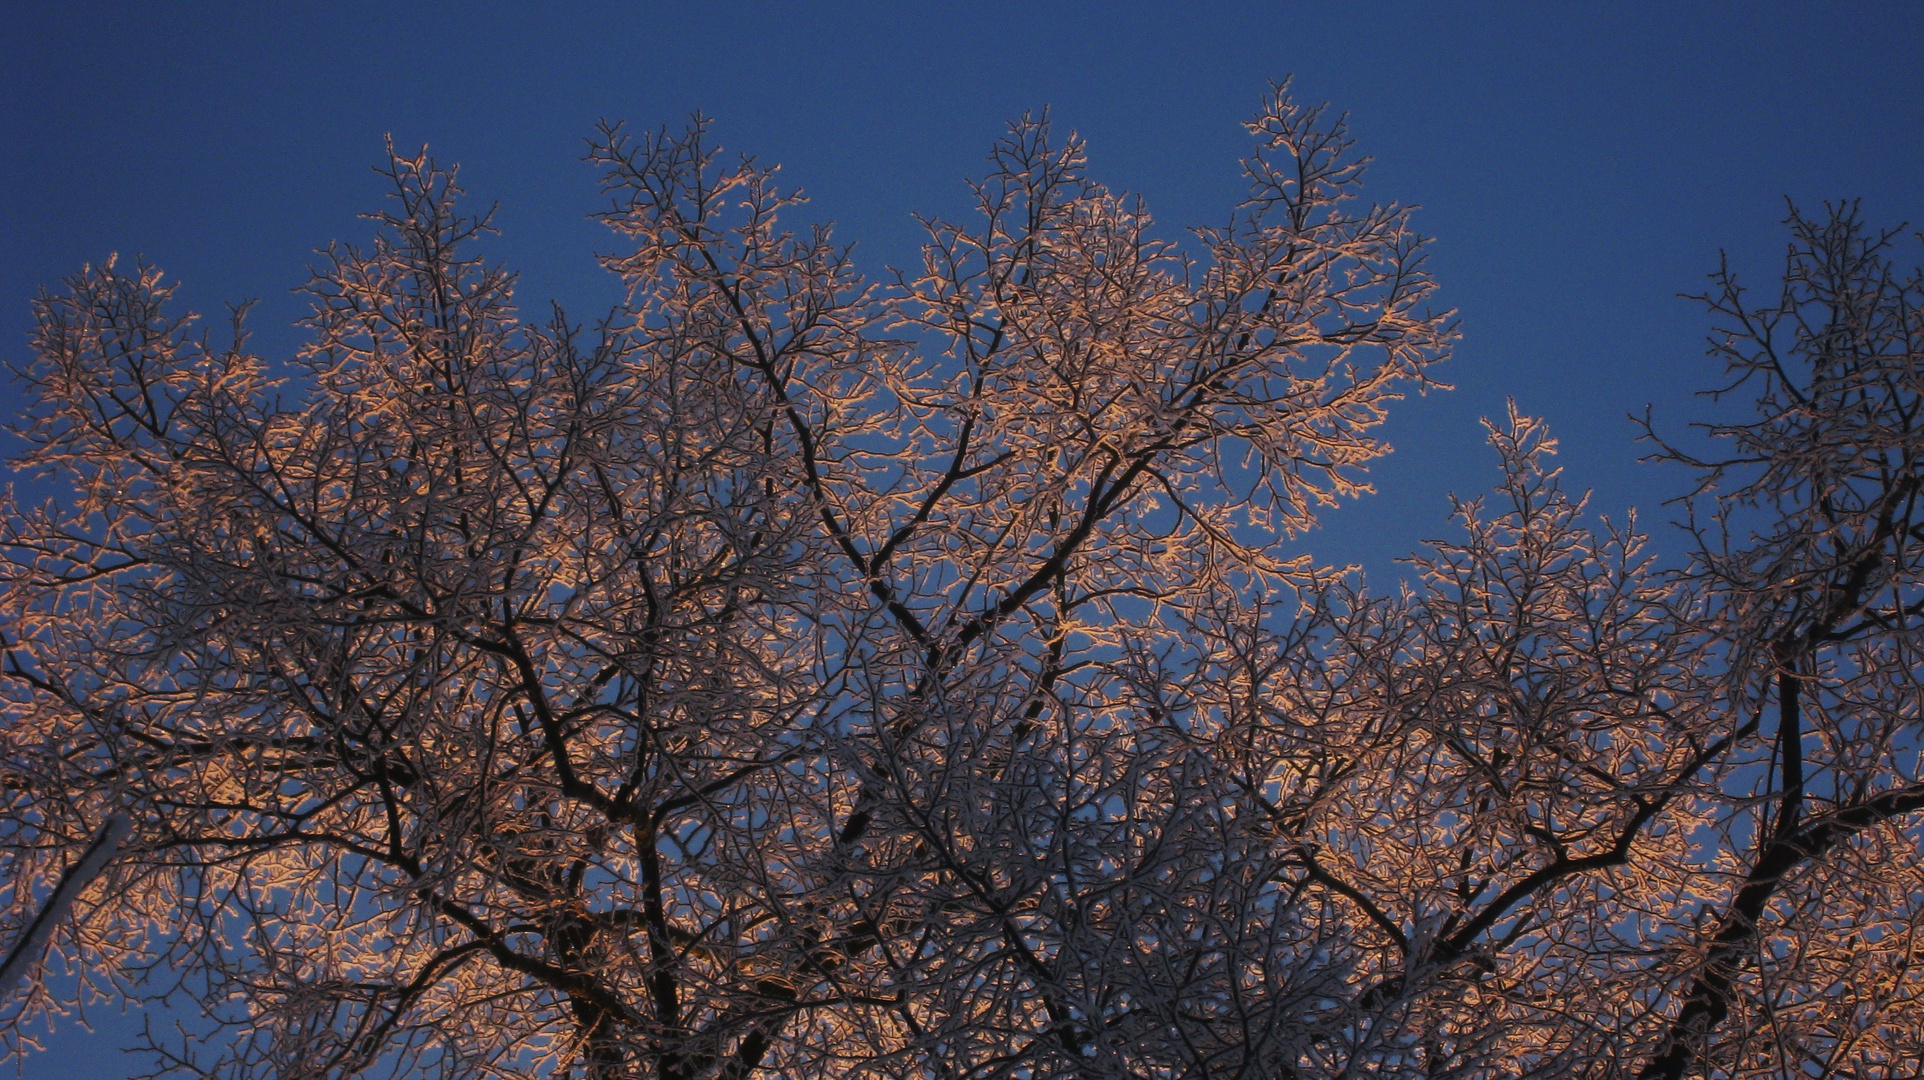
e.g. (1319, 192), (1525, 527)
(3, 82), (1921, 1079)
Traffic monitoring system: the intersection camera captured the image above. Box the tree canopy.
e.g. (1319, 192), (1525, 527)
(2, 85), (1921, 1079)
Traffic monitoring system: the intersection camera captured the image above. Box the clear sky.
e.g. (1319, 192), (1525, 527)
(2, 3), (1921, 1074)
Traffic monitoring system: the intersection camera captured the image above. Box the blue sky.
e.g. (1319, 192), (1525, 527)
(3, 3), (1921, 1073)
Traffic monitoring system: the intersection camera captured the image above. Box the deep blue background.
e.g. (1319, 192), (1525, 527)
(4, 3), (1921, 1075)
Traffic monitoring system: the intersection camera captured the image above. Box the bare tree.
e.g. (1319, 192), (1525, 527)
(2, 76), (1917, 1080)
(1633, 204), (1924, 1078)
(0, 85), (1447, 1079)
(1183, 203), (1924, 1078)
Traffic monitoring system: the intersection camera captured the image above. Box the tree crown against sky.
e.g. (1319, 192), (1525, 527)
(1, 82), (1921, 1080)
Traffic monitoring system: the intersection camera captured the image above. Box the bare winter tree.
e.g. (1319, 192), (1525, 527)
(1186, 203), (1923, 1077)
(0, 77), (1917, 1079)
